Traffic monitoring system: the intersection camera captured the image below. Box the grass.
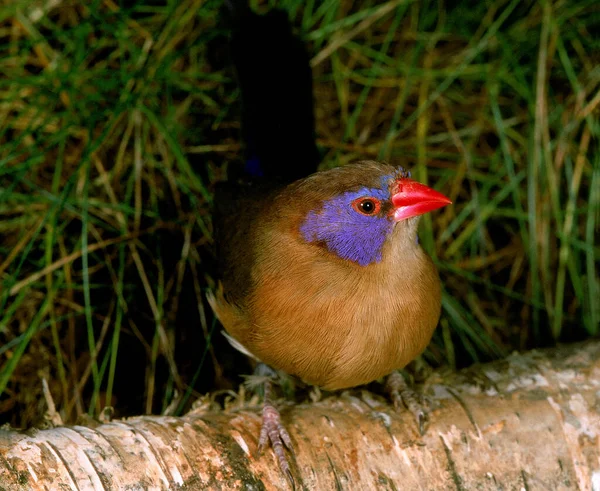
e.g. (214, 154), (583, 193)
(0, 0), (598, 428)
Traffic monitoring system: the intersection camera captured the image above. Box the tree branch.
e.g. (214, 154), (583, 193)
(1, 340), (599, 490)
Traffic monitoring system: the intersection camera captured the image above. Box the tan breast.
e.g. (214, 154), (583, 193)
(213, 221), (442, 390)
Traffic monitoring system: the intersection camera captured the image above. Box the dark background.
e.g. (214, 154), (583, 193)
(0, 0), (598, 428)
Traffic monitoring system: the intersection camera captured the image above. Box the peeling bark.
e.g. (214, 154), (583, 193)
(1, 341), (599, 490)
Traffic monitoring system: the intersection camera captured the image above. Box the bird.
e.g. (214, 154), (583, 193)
(209, 160), (451, 481)
(210, 1), (451, 484)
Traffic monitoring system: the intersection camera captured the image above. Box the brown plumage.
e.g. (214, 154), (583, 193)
(210, 160), (451, 480)
(211, 161), (447, 389)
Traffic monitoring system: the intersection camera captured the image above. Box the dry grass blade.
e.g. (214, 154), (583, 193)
(0, 0), (598, 428)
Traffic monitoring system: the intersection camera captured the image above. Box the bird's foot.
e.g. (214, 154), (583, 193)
(256, 372), (295, 488)
(258, 400), (295, 487)
(385, 371), (430, 435)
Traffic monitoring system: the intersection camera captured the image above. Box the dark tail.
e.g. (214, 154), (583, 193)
(226, 0), (320, 182)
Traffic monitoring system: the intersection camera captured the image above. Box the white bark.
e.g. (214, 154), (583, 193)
(1, 340), (599, 490)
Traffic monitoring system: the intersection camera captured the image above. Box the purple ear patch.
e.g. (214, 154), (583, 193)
(299, 185), (394, 266)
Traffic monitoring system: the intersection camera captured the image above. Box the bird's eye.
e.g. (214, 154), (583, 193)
(352, 197), (381, 216)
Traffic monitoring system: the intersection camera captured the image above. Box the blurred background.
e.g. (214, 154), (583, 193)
(0, 0), (598, 428)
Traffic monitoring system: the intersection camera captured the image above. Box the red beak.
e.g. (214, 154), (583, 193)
(391, 178), (452, 222)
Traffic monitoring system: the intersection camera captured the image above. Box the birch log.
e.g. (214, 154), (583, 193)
(1, 340), (599, 490)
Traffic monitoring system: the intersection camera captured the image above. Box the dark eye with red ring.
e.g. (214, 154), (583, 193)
(352, 197), (381, 216)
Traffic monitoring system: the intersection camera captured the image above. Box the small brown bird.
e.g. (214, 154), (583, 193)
(210, 160), (451, 479)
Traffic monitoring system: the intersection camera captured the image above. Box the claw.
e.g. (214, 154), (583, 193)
(385, 371), (430, 435)
(286, 469), (296, 490)
(256, 369), (295, 486)
(417, 410), (427, 436)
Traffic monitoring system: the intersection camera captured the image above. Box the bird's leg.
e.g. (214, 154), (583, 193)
(385, 370), (429, 435)
(255, 364), (294, 485)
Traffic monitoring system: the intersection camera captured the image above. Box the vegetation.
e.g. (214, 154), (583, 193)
(0, 0), (598, 428)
